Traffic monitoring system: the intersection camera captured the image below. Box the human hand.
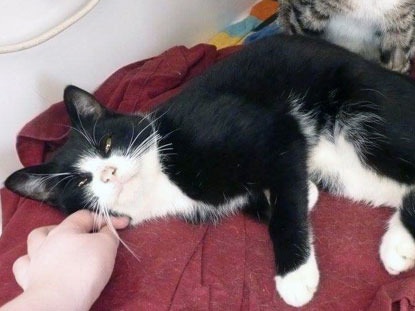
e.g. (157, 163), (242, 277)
(2, 210), (129, 311)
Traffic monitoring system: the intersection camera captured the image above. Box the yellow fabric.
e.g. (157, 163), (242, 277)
(208, 33), (243, 50)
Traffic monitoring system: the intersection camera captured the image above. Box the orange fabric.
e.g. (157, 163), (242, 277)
(250, 0), (279, 21)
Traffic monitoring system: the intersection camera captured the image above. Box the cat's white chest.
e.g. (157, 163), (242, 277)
(109, 149), (248, 224)
(116, 172), (248, 225)
(324, 0), (405, 60)
(348, 0), (399, 21)
(114, 169), (196, 224)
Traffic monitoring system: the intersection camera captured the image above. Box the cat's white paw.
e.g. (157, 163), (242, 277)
(275, 252), (319, 307)
(380, 215), (415, 275)
(308, 181), (318, 212)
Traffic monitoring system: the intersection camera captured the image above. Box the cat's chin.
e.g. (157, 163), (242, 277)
(104, 173), (142, 218)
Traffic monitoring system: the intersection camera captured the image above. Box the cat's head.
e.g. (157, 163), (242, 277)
(5, 86), (160, 219)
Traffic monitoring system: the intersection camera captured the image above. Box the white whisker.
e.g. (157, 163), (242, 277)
(92, 118), (99, 145)
(100, 204), (140, 261)
(63, 124), (95, 147)
(75, 108), (95, 147)
(125, 123), (136, 156)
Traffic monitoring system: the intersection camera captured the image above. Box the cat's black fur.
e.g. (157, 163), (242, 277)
(6, 34), (415, 306)
(154, 34), (415, 274)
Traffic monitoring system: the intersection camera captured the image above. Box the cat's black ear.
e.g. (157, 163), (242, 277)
(5, 163), (59, 205)
(64, 85), (106, 125)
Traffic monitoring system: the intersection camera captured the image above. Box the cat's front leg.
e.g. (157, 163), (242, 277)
(380, 24), (414, 73)
(269, 165), (319, 307)
(380, 192), (415, 274)
(275, 244), (319, 307)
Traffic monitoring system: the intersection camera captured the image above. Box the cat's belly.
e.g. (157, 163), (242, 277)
(308, 134), (410, 208)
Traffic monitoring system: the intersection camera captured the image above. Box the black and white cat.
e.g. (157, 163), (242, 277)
(6, 35), (415, 307)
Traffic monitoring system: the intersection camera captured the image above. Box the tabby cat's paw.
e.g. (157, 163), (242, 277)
(381, 48), (411, 74)
(275, 254), (319, 307)
(380, 223), (415, 275)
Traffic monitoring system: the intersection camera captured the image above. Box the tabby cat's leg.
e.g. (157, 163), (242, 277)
(380, 20), (414, 73)
(380, 191), (415, 274)
(279, 0), (330, 36)
(269, 153), (319, 307)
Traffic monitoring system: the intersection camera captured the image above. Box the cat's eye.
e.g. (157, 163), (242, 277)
(104, 135), (112, 154)
(78, 178), (88, 187)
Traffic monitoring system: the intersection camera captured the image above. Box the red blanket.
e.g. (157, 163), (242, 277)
(1, 44), (415, 311)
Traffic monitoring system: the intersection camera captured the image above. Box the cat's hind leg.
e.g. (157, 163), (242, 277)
(380, 191), (415, 274)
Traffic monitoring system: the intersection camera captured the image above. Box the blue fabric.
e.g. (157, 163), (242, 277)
(244, 22), (283, 45)
(226, 16), (261, 37)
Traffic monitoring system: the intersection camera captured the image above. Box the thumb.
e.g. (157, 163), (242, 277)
(13, 255), (30, 290)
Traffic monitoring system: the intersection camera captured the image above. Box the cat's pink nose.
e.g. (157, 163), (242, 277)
(100, 166), (117, 183)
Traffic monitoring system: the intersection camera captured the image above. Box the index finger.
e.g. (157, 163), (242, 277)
(52, 210), (96, 234)
(52, 210), (130, 235)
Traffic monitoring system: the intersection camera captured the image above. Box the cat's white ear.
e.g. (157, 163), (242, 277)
(64, 85), (106, 124)
(5, 163), (59, 205)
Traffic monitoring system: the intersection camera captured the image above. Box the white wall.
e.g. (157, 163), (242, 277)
(0, 0), (256, 183)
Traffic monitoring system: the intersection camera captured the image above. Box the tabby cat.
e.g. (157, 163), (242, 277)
(278, 0), (415, 73)
(6, 35), (415, 307)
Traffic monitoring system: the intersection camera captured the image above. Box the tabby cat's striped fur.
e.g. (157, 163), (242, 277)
(278, 0), (415, 73)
